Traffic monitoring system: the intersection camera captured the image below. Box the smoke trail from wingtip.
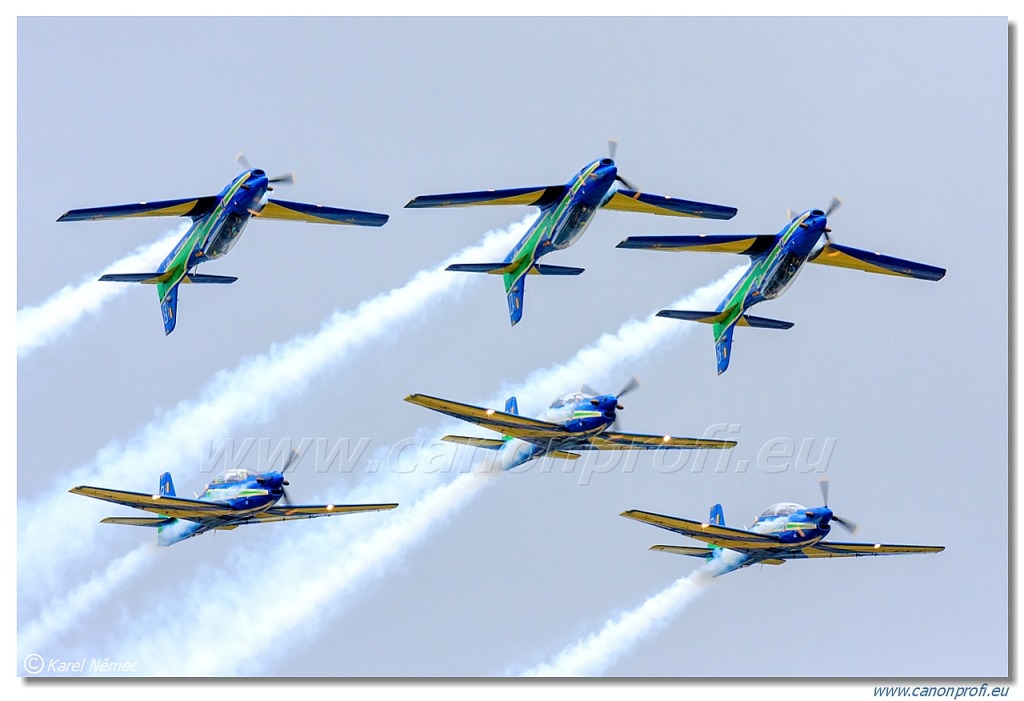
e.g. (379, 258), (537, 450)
(17, 217), (532, 611)
(19, 544), (155, 655)
(101, 264), (746, 675)
(17, 223), (189, 358)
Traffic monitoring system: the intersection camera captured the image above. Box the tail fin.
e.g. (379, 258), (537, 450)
(160, 285), (179, 335)
(159, 472), (176, 497)
(505, 277), (525, 326)
(505, 396), (519, 415)
(709, 503), (725, 526)
(714, 324), (735, 375)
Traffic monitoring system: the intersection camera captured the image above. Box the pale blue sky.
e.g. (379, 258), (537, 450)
(16, 16), (1007, 680)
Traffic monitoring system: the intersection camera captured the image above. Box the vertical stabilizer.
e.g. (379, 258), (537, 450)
(505, 277), (525, 326)
(159, 472), (176, 497)
(159, 284), (179, 336)
(713, 323), (735, 375)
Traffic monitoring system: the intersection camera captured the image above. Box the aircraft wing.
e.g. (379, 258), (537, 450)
(58, 196), (218, 222)
(617, 234), (777, 256)
(809, 242), (946, 281)
(620, 509), (784, 550)
(583, 431), (737, 450)
(237, 503), (398, 524)
(792, 541), (945, 558)
(256, 199), (389, 226)
(69, 485), (235, 520)
(404, 393), (572, 440)
(405, 185), (567, 209)
(602, 190), (736, 220)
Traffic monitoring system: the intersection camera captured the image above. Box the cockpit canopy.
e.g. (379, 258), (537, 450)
(210, 468), (253, 485)
(758, 502), (806, 519)
(549, 392), (588, 409)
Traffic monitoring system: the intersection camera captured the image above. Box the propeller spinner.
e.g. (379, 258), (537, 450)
(818, 477), (858, 535)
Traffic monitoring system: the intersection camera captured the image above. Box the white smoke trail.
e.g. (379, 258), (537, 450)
(99, 265), (746, 676)
(17, 223), (189, 358)
(520, 568), (715, 676)
(17, 217), (531, 610)
(520, 519), (786, 676)
(19, 544), (155, 655)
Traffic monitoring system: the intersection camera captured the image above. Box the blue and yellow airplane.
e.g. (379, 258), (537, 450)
(621, 479), (943, 576)
(69, 452), (398, 546)
(405, 379), (736, 470)
(617, 198), (946, 373)
(405, 145), (737, 325)
(57, 157), (389, 334)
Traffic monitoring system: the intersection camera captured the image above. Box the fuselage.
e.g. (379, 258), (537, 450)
(155, 169), (270, 302)
(501, 158), (619, 287)
(496, 392), (620, 470)
(157, 468), (287, 546)
(710, 502), (835, 575)
(715, 209), (831, 326)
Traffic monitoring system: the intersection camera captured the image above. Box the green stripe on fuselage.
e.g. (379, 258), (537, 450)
(501, 163), (600, 293)
(156, 174), (251, 302)
(712, 213), (807, 341)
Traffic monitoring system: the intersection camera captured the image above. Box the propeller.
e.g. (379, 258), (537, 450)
(607, 139), (640, 191)
(616, 377), (640, 405)
(818, 477), (859, 535)
(821, 195), (842, 241)
(268, 449), (300, 505)
(235, 152), (294, 188)
(605, 377), (641, 430)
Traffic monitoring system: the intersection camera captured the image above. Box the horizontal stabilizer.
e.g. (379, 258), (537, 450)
(650, 545), (715, 559)
(446, 262), (514, 274)
(100, 517), (175, 527)
(406, 185), (566, 210)
(99, 272), (174, 284)
(183, 273), (238, 284)
(441, 435), (506, 450)
(529, 264), (585, 276)
(257, 199), (388, 227)
(657, 309), (793, 331)
(739, 314), (794, 330)
(656, 309), (728, 324)
(547, 450), (581, 460)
